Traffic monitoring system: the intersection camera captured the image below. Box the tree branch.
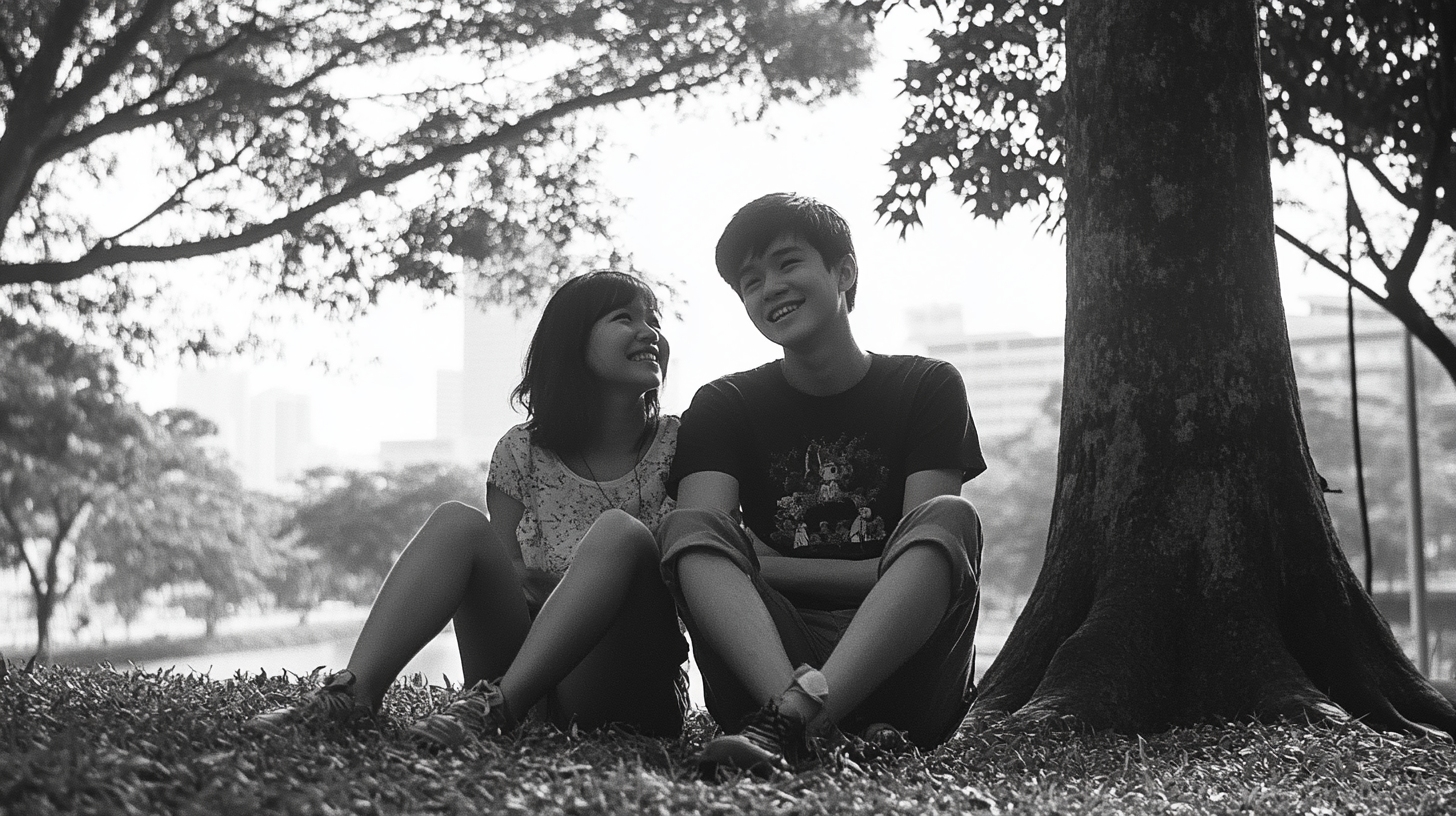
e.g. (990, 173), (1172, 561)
(15, 0), (91, 114)
(41, 23), (400, 167)
(1274, 224), (1389, 307)
(1340, 163), (1396, 282)
(37, 95), (221, 164)
(98, 130), (261, 245)
(49, 498), (93, 605)
(1304, 130), (1418, 210)
(0, 54), (724, 286)
(130, 9), (263, 112)
(1386, 85), (1454, 289)
(0, 31), (20, 90)
(53, 0), (180, 122)
(0, 500), (42, 597)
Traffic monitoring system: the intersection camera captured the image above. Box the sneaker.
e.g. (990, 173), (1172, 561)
(407, 678), (514, 748)
(697, 699), (808, 778)
(860, 722), (908, 749)
(245, 669), (372, 733)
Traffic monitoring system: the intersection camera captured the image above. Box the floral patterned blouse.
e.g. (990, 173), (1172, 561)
(487, 417), (679, 575)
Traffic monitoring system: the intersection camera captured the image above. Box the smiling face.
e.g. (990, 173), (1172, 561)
(583, 294), (667, 394)
(735, 234), (856, 350)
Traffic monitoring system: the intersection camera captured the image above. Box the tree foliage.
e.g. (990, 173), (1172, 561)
(0, 315), (150, 660)
(283, 462), (485, 604)
(86, 408), (290, 637)
(0, 0), (872, 359)
(849, 0), (1456, 385)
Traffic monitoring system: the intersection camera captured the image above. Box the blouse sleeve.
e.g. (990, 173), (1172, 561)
(487, 426), (532, 503)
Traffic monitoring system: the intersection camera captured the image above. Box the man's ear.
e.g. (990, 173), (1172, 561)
(833, 255), (858, 295)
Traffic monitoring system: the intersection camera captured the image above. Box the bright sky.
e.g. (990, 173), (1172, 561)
(122, 12), (1423, 460)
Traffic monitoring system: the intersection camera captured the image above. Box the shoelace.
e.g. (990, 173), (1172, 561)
(737, 701), (798, 754)
(303, 672), (362, 721)
(415, 681), (503, 741)
(311, 685), (358, 719)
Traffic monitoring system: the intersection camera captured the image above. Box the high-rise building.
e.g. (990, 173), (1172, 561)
(908, 304), (1064, 441)
(907, 298), (1455, 442)
(436, 369), (464, 447)
(176, 368), (250, 461)
(458, 299), (540, 464)
(175, 369), (319, 491)
(248, 388), (313, 491)
(1287, 295), (1446, 406)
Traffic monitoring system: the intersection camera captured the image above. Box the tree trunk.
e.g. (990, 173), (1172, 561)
(32, 591), (54, 665)
(972, 0), (1456, 736)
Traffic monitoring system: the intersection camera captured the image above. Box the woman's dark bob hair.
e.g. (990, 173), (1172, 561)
(511, 271), (665, 454)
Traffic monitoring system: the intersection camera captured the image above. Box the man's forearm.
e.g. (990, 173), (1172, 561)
(758, 557), (878, 606)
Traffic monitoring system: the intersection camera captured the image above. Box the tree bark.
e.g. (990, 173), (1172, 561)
(972, 0), (1456, 736)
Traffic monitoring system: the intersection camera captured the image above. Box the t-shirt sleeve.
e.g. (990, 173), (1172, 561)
(667, 381), (748, 498)
(486, 427), (531, 503)
(904, 361), (987, 482)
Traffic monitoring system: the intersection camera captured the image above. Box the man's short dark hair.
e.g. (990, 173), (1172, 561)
(714, 193), (857, 310)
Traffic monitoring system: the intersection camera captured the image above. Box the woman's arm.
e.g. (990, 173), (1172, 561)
(485, 484), (531, 585)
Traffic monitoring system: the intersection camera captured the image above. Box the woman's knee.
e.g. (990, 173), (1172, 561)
(578, 509), (657, 562)
(425, 500), (490, 533)
(411, 501), (495, 558)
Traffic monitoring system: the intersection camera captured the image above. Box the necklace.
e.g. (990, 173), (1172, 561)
(577, 434), (647, 516)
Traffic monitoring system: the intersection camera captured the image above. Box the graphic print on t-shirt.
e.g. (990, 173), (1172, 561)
(766, 434), (890, 558)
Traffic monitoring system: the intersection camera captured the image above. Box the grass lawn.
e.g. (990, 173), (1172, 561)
(2, 662), (1453, 815)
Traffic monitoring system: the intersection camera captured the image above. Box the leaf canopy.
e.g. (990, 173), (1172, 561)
(0, 0), (873, 359)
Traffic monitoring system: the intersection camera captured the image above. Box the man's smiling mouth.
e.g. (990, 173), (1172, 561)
(767, 302), (801, 323)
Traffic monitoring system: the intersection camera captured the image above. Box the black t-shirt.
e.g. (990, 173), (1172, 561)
(670, 353), (986, 560)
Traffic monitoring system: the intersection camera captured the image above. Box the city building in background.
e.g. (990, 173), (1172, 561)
(1287, 295), (1454, 419)
(176, 370), (331, 492)
(380, 297), (539, 468)
(909, 296), (1456, 442)
(908, 304), (1064, 441)
(456, 299), (539, 464)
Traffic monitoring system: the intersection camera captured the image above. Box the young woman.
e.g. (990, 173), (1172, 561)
(248, 271), (687, 742)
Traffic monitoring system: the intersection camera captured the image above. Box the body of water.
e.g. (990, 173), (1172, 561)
(137, 629), (712, 709)
(136, 629), (464, 686)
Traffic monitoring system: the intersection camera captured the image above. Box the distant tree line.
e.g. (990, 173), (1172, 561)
(0, 317), (485, 662)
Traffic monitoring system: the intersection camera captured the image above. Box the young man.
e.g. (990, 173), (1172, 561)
(659, 193), (986, 775)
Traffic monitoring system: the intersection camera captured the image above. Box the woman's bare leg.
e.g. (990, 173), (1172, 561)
(344, 501), (531, 706)
(498, 509), (682, 730)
